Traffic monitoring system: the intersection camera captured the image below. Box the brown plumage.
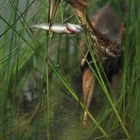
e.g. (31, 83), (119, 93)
(80, 5), (125, 126)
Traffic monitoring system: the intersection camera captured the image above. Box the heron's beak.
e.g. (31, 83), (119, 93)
(32, 23), (84, 34)
(49, 0), (61, 22)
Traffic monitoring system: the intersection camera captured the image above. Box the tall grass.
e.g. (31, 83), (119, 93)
(0, 0), (140, 139)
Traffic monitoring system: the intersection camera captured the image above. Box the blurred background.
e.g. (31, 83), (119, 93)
(0, 0), (140, 139)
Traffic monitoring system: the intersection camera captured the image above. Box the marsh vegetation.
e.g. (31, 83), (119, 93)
(0, 0), (140, 139)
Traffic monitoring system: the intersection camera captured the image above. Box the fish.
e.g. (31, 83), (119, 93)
(32, 23), (84, 34)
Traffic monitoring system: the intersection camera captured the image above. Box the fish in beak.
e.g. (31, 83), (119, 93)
(32, 23), (84, 34)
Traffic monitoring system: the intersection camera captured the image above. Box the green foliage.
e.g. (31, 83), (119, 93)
(0, 0), (140, 139)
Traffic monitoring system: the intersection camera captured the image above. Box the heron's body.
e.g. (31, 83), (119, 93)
(80, 5), (124, 126)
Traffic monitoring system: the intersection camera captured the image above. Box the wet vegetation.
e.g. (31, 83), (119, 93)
(0, 0), (140, 139)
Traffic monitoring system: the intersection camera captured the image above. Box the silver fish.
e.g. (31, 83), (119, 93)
(32, 23), (84, 34)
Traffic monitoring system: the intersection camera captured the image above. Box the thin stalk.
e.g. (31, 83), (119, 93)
(45, 36), (50, 140)
(44, 0), (51, 139)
